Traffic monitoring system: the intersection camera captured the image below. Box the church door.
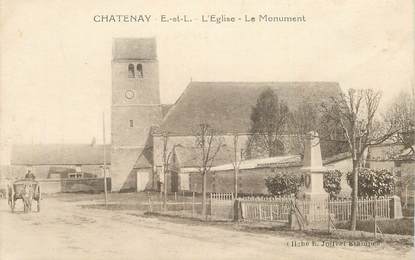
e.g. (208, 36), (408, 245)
(170, 170), (179, 192)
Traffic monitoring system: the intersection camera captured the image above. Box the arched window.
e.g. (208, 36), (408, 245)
(137, 64), (143, 78)
(128, 64), (135, 78)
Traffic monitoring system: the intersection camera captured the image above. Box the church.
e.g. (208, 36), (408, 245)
(111, 38), (341, 192)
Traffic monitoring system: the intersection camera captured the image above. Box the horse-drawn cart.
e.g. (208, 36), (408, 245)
(7, 179), (41, 213)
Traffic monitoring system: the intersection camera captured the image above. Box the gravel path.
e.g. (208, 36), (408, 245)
(0, 196), (413, 260)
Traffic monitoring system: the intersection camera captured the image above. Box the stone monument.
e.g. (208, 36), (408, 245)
(299, 131), (329, 224)
(301, 131), (328, 200)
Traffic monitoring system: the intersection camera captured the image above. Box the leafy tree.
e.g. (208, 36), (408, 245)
(249, 88), (291, 157)
(346, 168), (394, 197)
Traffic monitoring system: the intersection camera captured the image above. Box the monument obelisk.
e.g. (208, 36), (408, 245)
(301, 131), (328, 200)
(300, 131), (329, 224)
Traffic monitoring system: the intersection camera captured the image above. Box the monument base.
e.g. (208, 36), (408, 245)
(298, 192), (329, 224)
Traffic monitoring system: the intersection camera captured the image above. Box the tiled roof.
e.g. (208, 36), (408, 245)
(161, 104), (174, 118)
(133, 147), (153, 168)
(160, 81), (340, 135)
(11, 144), (111, 165)
(174, 146), (233, 168)
(323, 152), (351, 164)
(112, 38), (157, 60)
(180, 155), (302, 173)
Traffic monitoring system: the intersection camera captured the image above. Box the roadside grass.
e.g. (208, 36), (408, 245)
(336, 218), (414, 236)
(142, 212), (414, 249)
(47, 192), (415, 249)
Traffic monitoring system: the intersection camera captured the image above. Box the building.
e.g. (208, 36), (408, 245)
(110, 38), (342, 192)
(10, 144), (110, 179)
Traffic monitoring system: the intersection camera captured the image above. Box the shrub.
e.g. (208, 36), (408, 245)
(265, 170), (344, 197)
(347, 168), (394, 197)
(323, 170), (342, 198)
(265, 172), (303, 196)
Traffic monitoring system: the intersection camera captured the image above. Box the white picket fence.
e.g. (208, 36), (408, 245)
(329, 197), (390, 222)
(210, 193), (392, 223)
(240, 196), (294, 222)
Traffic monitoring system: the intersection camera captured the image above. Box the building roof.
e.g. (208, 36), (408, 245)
(212, 155), (301, 172)
(180, 155), (303, 173)
(161, 104), (174, 118)
(160, 81), (341, 135)
(395, 145), (415, 161)
(133, 147), (153, 168)
(323, 152), (351, 164)
(174, 146), (233, 168)
(11, 144), (111, 166)
(112, 38), (157, 60)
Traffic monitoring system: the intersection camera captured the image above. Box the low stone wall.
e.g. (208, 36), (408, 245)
(36, 177), (111, 193)
(62, 178), (111, 193)
(188, 166), (301, 195)
(37, 179), (62, 193)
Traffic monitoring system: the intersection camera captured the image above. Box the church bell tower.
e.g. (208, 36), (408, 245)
(111, 38), (161, 191)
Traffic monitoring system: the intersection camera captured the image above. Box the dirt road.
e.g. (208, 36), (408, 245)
(0, 195), (413, 260)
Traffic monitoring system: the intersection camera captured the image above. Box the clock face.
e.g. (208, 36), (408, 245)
(125, 90), (135, 100)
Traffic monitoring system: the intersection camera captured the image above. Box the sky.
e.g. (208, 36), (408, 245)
(0, 0), (414, 164)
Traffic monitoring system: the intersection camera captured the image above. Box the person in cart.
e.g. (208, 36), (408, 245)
(24, 170), (36, 180)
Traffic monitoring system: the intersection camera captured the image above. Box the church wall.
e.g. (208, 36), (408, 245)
(112, 61), (160, 105)
(188, 166), (301, 195)
(152, 134), (251, 168)
(111, 39), (161, 192)
(111, 148), (142, 191)
(112, 106), (161, 147)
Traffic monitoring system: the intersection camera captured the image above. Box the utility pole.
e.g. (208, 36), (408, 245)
(103, 112), (108, 207)
(233, 134), (239, 198)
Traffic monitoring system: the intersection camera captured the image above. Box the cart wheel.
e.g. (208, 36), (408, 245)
(23, 200), (28, 213)
(10, 187), (15, 213)
(11, 199), (15, 213)
(37, 185), (41, 212)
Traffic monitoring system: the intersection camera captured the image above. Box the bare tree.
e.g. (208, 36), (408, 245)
(228, 133), (252, 198)
(249, 88), (291, 157)
(321, 88), (398, 230)
(384, 89), (415, 155)
(194, 124), (225, 218)
(291, 102), (348, 158)
(160, 132), (182, 211)
(290, 102), (320, 156)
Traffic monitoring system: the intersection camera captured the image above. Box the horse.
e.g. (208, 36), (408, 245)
(8, 180), (41, 213)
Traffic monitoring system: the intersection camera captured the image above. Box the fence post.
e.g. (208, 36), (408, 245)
(373, 198), (377, 238)
(209, 193), (212, 221)
(327, 194), (331, 234)
(233, 198), (239, 222)
(405, 185), (408, 208)
(192, 192), (195, 217)
(182, 191), (185, 211)
(147, 192), (152, 213)
(259, 203), (262, 221)
(175, 192), (177, 201)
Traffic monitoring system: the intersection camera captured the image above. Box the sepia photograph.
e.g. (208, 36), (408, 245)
(0, 1), (414, 259)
